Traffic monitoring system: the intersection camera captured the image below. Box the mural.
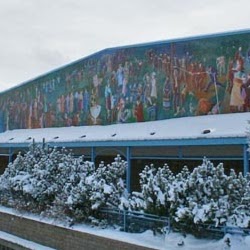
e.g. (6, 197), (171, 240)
(1, 31), (250, 131)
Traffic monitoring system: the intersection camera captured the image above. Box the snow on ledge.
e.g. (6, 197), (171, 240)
(0, 231), (55, 250)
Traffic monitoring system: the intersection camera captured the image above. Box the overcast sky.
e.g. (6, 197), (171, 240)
(0, 0), (249, 92)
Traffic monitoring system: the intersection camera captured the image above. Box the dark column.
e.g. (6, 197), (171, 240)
(243, 144), (249, 176)
(91, 147), (96, 163)
(126, 146), (131, 193)
(8, 148), (12, 163)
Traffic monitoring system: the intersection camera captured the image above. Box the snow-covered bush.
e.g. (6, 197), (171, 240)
(174, 159), (229, 226)
(173, 159), (248, 228)
(168, 166), (190, 218)
(128, 158), (250, 233)
(51, 159), (95, 222)
(129, 163), (174, 216)
(229, 173), (250, 228)
(0, 144), (127, 224)
(57, 155), (127, 222)
(0, 144), (92, 213)
(170, 159), (250, 235)
(90, 155), (127, 211)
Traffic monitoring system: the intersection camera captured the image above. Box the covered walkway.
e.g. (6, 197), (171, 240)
(0, 112), (249, 192)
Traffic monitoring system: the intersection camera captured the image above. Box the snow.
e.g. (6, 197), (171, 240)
(0, 112), (248, 144)
(0, 231), (55, 250)
(0, 206), (250, 250)
(103, 183), (112, 194)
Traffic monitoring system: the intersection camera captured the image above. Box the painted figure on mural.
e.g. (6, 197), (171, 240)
(65, 93), (70, 114)
(143, 73), (152, 105)
(161, 54), (168, 74)
(230, 56), (246, 112)
(146, 100), (157, 121)
(179, 57), (187, 83)
(136, 58), (143, 81)
(93, 74), (102, 98)
(32, 98), (41, 128)
(117, 103), (131, 123)
(78, 90), (83, 111)
(110, 71), (117, 93)
(105, 82), (112, 122)
(72, 112), (80, 126)
(90, 89), (101, 125)
(74, 91), (79, 113)
(20, 101), (28, 129)
(134, 97), (144, 122)
(122, 76), (128, 97)
(163, 76), (172, 110)
(227, 60), (235, 93)
(203, 66), (224, 92)
(5, 109), (9, 131)
(37, 95), (44, 128)
(60, 95), (65, 114)
(173, 63), (181, 114)
(66, 73), (72, 91)
(42, 94), (48, 114)
(216, 56), (226, 76)
(196, 62), (207, 91)
(28, 101), (32, 129)
(90, 102), (101, 125)
(64, 113), (72, 127)
(56, 96), (61, 114)
(83, 89), (90, 114)
(123, 61), (130, 80)
(150, 72), (157, 100)
(187, 63), (196, 91)
(116, 64), (124, 89)
(242, 73), (250, 111)
(69, 92), (74, 113)
(106, 55), (113, 74)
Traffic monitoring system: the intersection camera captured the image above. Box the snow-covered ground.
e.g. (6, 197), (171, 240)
(1, 206), (250, 250)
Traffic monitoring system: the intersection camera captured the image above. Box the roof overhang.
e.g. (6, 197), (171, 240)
(0, 113), (249, 149)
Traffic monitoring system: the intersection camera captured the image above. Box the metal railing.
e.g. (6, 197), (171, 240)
(100, 208), (250, 238)
(100, 208), (170, 234)
(206, 224), (250, 236)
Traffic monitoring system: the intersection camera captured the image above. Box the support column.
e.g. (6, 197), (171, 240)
(8, 148), (12, 164)
(91, 147), (96, 163)
(178, 146), (183, 159)
(243, 144), (249, 176)
(126, 146), (131, 193)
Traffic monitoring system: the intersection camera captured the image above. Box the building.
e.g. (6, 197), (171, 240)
(0, 29), (250, 191)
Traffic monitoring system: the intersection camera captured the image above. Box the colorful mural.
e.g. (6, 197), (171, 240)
(1, 30), (250, 131)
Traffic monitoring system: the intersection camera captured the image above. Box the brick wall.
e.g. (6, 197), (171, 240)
(0, 211), (157, 250)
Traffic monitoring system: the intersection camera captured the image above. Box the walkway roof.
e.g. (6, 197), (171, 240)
(0, 113), (249, 148)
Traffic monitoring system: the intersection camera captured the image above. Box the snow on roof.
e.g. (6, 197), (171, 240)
(0, 113), (249, 145)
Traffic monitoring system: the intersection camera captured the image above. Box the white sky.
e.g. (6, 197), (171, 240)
(0, 0), (249, 92)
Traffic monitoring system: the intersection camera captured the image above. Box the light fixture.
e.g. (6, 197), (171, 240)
(202, 129), (211, 134)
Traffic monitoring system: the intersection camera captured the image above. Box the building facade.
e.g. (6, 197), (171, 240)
(1, 30), (250, 131)
(0, 30), (250, 191)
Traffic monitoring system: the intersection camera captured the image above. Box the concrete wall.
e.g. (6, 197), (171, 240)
(0, 211), (157, 250)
